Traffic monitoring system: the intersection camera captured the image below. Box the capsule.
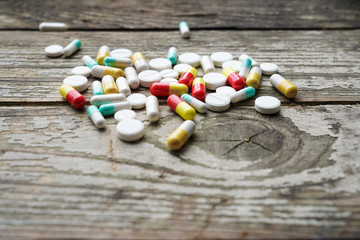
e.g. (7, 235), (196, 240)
(131, 52), (149, 73)
(246, 67), (262, 89)
(200, 55), (215, 74)
(167, 120), (195, 150)
(146, 96), (160, 122)
(87, 105), (106, 128)
(103, 56), (133, 69)
(64, 39), (81, 57)
(179, 21), (190, 38)
(90, 93), (126, 107)
(239, 54), (259, 67)
(124, 67), (140, 89)
(99, 102), (132, 116)
(167, 47), (177, 65)
(91, 65), (124, 79)
(101, 75), (118, 94)
(96, 46), (110, 65)
(222, 67), (246, 90)
(167, 94), (196, 120)
(82, 55), (99, 69)
(181, 94), (207, 113)
(178, 66), (197, 88)
(230, 86), (256, 103)
(116, 77), (131, 96)
(270, 74), (298, 98)
(192, 77), (206, 102)
(150, 82), (188, 97)
(92, 80), (104, 95)
(59, 84), (86, 109)
(239, 58), (252, 80)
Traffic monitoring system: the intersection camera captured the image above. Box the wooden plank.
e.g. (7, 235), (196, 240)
(0, 104), (360, 239)
(1, 0), (359, 30)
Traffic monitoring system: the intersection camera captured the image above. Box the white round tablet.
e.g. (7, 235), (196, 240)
(114, 109), (136, 122)
(160, 69), (179, 79)
(45, 45), (64, 57)
(216, 86), (236, 97)
(149, 58), (172, 71)
(203, 73), (227, 90)
(205, 93), (231, 112)
(127, 93), (147, 109)
(255, 96), (281, 114)
(138, 70), (161, 88)
(178, 53), (201, 67)
(210, 52), (233, 67)
(63, 75), (88, 92)
(174, 63), (192, 75)
(71, 66), (91, 77)
(222, 60), (242, 72)
(260, 63), (278, 75)
(111, 48), (133, 58)
(160, 78), (178, 83)
(116, 119), (144, 142)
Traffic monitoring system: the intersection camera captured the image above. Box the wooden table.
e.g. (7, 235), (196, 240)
(0, 0), (359, 239)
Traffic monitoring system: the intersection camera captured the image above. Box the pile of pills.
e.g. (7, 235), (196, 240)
(46, 21), (298, 150)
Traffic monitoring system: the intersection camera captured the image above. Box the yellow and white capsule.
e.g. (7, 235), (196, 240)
(167, 120), (195, 150)
(101, 75), (118, 94)
(270, 74), (298, 98)
(96, 46), (110, 65)
(246, 67), (262, 89)
(131, 52), (149, 73)
(91, 65), (124, 79)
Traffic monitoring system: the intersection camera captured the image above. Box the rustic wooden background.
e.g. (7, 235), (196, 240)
(0, 0), (360, 239)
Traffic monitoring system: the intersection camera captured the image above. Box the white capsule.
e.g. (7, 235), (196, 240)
(116, 77), (131, 96)
(201, 56), (215, 74)
(179, 21), (190, 38)
(146, 96), (160, 122)
(239, 54), (259, 67)
(131, 52), (149, 73)
(90, 93), (126, 107)
(64, 39), (81, 57)
(87, 105), (106, 129)
(39, 22), (67, 31)
(124, 67), (140, 89)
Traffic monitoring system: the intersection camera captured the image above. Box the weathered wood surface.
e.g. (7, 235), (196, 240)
(1, 0), (360, 30)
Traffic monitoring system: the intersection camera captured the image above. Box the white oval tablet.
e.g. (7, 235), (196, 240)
(260, 63), (278, 75)
(110, 48), (133, 58)
(149, 58), (172, 71)
(138, 70), (161, 88)
(174, 63), (192, 75)
(45, 45), (64, 57)
(216, 86), (236, 97)
(71, 66), (91, 77)
(127, 93), (147, 109)
(222, 60), (242, 72)
(205, 93), (231, 112)
(116, 119), (145, 142)
(114, 109), (136, 122)
(160, 69), (179, 79)
(63, 75), (88, 92)
(210, 52), (233, 67)
(178, 53), (201, 67)
(203, 72), (227, 90)
(255, 96), (281, 114)
(160, 78), (178, 83)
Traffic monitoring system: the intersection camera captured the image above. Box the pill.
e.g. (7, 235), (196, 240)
(111, 48), (133, 58)
(222, 67), (246, 90)
(114, 109), (136, 122)
(205, 93), (230, 112)
(270, 74), (298, 98)
(39, 22), (67, 31)
(222, 60), (242, 72)
(63, 75), (88, 92)
(239, 54), (259, 67)
(96, 46), (110, 65)
(127, 93), (147, 109)
(116, 119), (145, 142)
(103, 56), (133, 69)
(178, 53), (201, 67)
(146, 95), (160, 122)
(167, 120), (195, 150)
(131, 52), (149, 73)
(87, 105), (106, 128)
(101, 75), (118, 94)
(160, 69), (179, 79)
(167, 94), (196, 120)
(174, 64), (192, 75)
(45, 45), (64, 57)
(178, 67), (197, 88)
(167, 47), (177, 65)
(161, 78), (178, 83)
(90, 93), (126, 107)
(149, 58), (172, 71)
(59, 84), (86, 109)
(150, 82), (188, 97)
(124, 67), (140, 89)
(255, 96), (281, 114)
(138, 70), (162, 87)
(260, 63), (278, 75)
(203, 72), (227, 90)
(92, 80), (104, 96)
(116, 77), (131, 96)
(230, 86), (256, 103)
(216, 86), (236, 97)
(200, 55), (215, 74)
(179, 21), (190, 38)
(82, 55), (99, 69)
(91, 65), (124, 79)
(64, 39), (81, 57)
(99, 102), (132, 116)
(210, 52), (233, 67)
(181, 94), (207, 113)
(246, 67), (262, 89)
(192, 77), (206, 101)
(239, 58), (252, 80)
(71, 66), (91, 77)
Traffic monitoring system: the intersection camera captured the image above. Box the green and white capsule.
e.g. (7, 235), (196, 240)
(229, 86), (255, 103)
(179, 21), (190, 38)
(99, 102), (132, 116)
(87, 105), (106, 128)
(64, 39), (81, 57)
(90, 93), (126, 107)
(92, 80), (104, 96)
(82, 55), (99, 69)
(167, 47), (177, 65)
(103, 56), (133, 69)
(181, 93), (207, 113)
(239, 58), (252, 80)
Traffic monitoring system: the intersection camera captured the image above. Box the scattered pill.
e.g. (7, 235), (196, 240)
(192, 77), (206, 102)
(92, 80), (104, 96)
(116, 119), (145, 142)
(246, 67), (262, 89)
(167, 94), (196, 120)
(255, 96), (281, 114)
(64, 39), (81, 57)
(174, 64), (192, 75)
(222, 67), (246, 90)
(239, 54), (259, 67)
(149, 58), (172, 71)
(203, 72), (227, 90)
(181, 94), (207, 113)
(200, 55), (215, 74)
(131, 52), (149, 73)
(167, 47), (177, 65)
(63, 75), (88, 92)
(146, 96), (160, 122)
(39, 22), (67, 31)
(160, 78), (178, 83)
(138, 70), (162, 88)
(96, 46), (110, 65)
(110, 48), (133, 58)
(102, 75), (118, 94)
(160, 69), (179, 79)
(59, 84), (86, 109)
(179, 21), (190, 38)
(167, 120), (195, 150)
(45, 45), (64, 57)
(270, 74), (298, 98)
(150, 82), (188, 97)
(205, 93), (230, 112)
(90, 93), (126, 107)
(127, 93), (147, 109)
(260, 63), (278, 75)
(216, 86), (236, 97)
(87, 105), (106, 128)
(99, 102), (132, 116)
(71, 66), (91, 77)
(103, 56), (133, 69)
(91, 65), (124, 79)
(178, 66), (197, 88)
(124, 67), (140, 89)
(114, 109), (136, 122)
(178, 53), (201, 67)
(210, 52), (233, 67)
(116, 77), (131, 96)
(222, 60), (242, 72)
(239, 58), (252, 80)
(230, 86), (256, 103)
(82, 55), (98, 69)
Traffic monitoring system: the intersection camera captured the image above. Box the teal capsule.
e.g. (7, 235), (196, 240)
(167, 47), (177, 65)
(229, 86), (255, 103)
(181, 93), (207, 113)
(92, 80), (104, 96)
(99, 102), (132, 116)
(103, 56), (133, 69)
(64, 39), (81, 57)
(87, 105), (106, 128)
(239, 58), (252, 79)
(82, 55), (99, 69)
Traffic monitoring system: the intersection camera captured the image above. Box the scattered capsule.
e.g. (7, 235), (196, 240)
(167, 47), (177, 65)
(99, 102), (132, 116)
(178, 66), (197, 88)
(87, 105), (106, 128)
(230, 86), (256, 103)
(124, 67), (140, 89)
(239, 58), (252, 80)
(200, 55), (215, 74)
(101, 75), (118, 94)
(192, 77), (206, 102)
(92, 80), (104, 95)
(246, 67), (262, 89)
(146, 96), (160, 122)
(103, 56), (133, 69)
(131, 52), (149, 73)
(270, 74), (298, 98)
(167, 94), (196, 120)
(96, 46), (110, 65)
(91, 65), (124, 79)
(239, 54), (259, 67)
(90, 93), (126, 107)
(39, 22), (67, 31)
(64, 39), (81, 57)
(150, 82), (188, 97)
(82, 55), (98, 69)
(179, 21), (190, 38)
(167, 120), (195, 151)
(222, 67), (246, 90)
(59, 84), (86, 109)
(116, 77), (131, 96)
(181, 94), (207, 113)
